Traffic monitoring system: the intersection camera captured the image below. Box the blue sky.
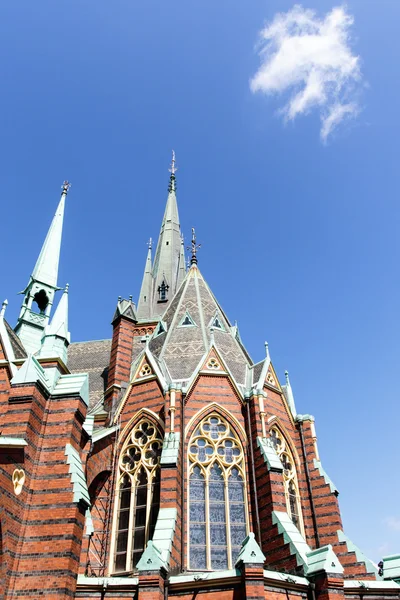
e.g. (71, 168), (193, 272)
(1, 0), (399, 562)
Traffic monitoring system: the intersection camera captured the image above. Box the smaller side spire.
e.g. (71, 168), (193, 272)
(177, 235), (186, 289)
(188, 227), (201, 266)
(137, 238), (153, 321)
(0, 299), (8, 319)
(283, 370), (297, 417)
(38, 284), (70, 364)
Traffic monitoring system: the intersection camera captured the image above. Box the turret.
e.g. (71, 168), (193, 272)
(14, 181), (70, 354)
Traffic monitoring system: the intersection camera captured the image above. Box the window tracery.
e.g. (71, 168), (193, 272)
(188, 414), (248, 570)
(113, 419), (163, 573)
(139, 363), (152, 377)
(269, 426), (304, 535)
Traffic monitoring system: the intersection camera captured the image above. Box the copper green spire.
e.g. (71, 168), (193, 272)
(39, 284), (70, 364)
(15, 182), (69, 354)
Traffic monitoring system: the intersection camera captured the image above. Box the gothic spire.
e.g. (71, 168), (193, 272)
(39, 284), (70, 364)
(32, 181), (69, 288)
(15, 182), (69, 354)
(137, 238), (153, 320)
(141, 152), (185, 320)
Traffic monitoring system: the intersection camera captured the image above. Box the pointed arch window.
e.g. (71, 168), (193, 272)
(113, 419), (163, 573)
(188, 414), (248, 570)
(269, 426), (304, 535)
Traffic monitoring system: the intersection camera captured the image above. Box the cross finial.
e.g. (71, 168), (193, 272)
(148, 237), (152, 250)
(187, 227), (201, 265)
(62, 181), (71, 193)
(0, 299), (8, 318)
(169, 150), (177, 175)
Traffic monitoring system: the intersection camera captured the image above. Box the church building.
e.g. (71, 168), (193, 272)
(0, 157), (399, 600)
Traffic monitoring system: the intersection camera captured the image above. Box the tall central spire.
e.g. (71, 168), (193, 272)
(137, 152), (186, 321)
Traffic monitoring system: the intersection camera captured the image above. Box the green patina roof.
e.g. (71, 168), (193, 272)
(65, 443), (90, 508)
(235, 532), (265, 566)
(257, 436), (284, 472)
(160, 432), (180, 466)
(306, 545), (343, 575)
(136, 540), (166, 572)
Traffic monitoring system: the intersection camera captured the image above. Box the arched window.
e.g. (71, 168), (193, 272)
(113, 419), (163, 573)
(269, 426), (304, 535)
(188, 414), (248, 570)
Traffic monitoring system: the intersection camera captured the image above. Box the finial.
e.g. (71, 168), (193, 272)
(65, 283), (69, 294)
(265, 341), (270, 358)
(118, 295), (122, 302)
(187, 227), (201, 265)
(285, 370), (290, 384)
(62, 181), (71, 193)
(129, 295), (133, 301)
(0, 299), (8, 318)
(169, 150), (177, 175)
(148, 237), (152, 250)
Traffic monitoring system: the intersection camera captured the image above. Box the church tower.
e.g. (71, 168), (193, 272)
(14, 181), (70, 354)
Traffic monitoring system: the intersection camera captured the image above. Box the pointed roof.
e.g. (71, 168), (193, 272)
(30, 182), (69, 289)
(148, 264), (251, 387)
(137, 239), (153, 320)
(137, 153), (186, 320)
(45, 285), (70, 341)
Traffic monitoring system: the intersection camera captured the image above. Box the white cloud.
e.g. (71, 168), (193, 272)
(384, 517), (400, 532)
(250, 4), (362, 142)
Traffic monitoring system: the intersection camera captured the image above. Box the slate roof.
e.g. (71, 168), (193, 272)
(148, 266), (252, 386)
(68, 339), (111, 409)
(4, 320), (28, 360)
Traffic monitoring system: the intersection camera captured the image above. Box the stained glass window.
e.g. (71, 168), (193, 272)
(188, 414), (248, 570)
(112, 419), (163, 573)
(269, 425), (304, 536)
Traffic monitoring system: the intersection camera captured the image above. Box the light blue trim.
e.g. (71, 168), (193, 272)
(257, 437), (284, 472)
(177, 311), (197, 328)
(169, 569), (240, 584)
(83, 415), (94, 437)
(313, 459), (339, 495)
(383, 554), (400, 581)
(65, 443), (91, 507)
(306, 545), (343, 575)
(0, 437), (27, 448)
(272, 511), (310, 572)
(85, 508), (94, 535)
(235, 532), (265, 565)
(160, 432), (180, 466)
(263, 569), (309, 586)
(76, 575), (139, 587)
(151, 507), (177, 566)
(11, 354), (49, 391)
(337, 530), (380, 578)
(137, 540), (166, 571)
(53, 373), (89, 406)
(295, 414), (315, 423)
(92, 425), (118, 443)
(344, 580), (400, 590)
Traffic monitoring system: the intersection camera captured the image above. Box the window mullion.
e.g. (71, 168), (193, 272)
(126, 476), (135, 572)
(145, 473), (152, 546)
(225, 476), (232, 570)
(205, 478), (211, 570)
